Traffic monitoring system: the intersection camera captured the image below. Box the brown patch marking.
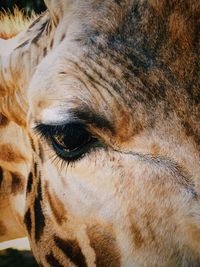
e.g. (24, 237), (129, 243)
(131, 222), (144, 249)
(115, 108), (143, 143)
(54, 236), (87, 267)
(186, 223), (200, 243)
(0, 144), (26, 163)
(87, 225), (121, 267)
(0, 84), (7, 97)
(0, 113), (9, 127)
(169, 12), (193, 49)
(148, 0), (166, 14)
(151, 144), (160, 155)
(11, 172), (25, 195)
(38, 142), (45, 163)
(0, 221), (7, 236)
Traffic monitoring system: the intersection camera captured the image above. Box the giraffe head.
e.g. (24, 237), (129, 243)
(0, 0), (200, 266)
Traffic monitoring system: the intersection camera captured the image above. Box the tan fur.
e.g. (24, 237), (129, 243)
(0, 113), (32, 242)
(0, 221), (7, 236)
(0, 1), (200, 266)
(45, 182), (67, 225)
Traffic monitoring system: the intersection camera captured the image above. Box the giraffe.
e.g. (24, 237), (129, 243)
(0, 0), (200, 266)
(0, 8), (34, 243)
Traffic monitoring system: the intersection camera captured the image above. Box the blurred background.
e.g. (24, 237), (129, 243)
(0, 0), (46, 14)
(0, 3), (45, 266)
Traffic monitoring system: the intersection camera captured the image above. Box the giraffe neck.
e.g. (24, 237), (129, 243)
(0, 113), (32, 242)
(0, 9), (55, 244)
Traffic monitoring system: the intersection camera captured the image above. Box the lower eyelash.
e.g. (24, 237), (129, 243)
(48, 145), (99, 174)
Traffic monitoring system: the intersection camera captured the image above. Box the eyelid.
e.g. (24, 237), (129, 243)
(34, 124), (55, 139)
(34, 122), (106, 151)
(35, 121), (75, 131)
(34, 122), (90, 139)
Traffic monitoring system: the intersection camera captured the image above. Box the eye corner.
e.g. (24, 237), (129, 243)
(34, 123), (53, 138)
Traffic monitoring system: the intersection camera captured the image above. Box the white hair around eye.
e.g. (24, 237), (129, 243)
(39, 104), (78, 126)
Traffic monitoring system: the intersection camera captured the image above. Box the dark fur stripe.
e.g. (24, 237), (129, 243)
(24, 209), (32, 236)
(0, 166), (3, 188)
(87, 226), (121, 267)
(34, 163), (38, 177)
(27, 172), (33, 194)
(14, 40), (29, 50)
(34, 175), (45, 242)
(54, 236), (87, 267)
(30, 137), (36, 152)
(31, 20), (48, 44)
(46, 253), (64, 267)
(28, 15), (43, 30)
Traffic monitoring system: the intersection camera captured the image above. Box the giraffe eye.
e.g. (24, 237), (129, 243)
(36, 123), (100, 162)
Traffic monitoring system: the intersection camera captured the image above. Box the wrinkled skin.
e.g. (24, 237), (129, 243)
(0, 0), (200, 266)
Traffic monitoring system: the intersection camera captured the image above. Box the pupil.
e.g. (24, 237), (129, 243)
(58, 124), (91, 151)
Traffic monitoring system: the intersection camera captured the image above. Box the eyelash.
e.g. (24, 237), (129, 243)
(34, 123), (65, 139)
(34, 123), (102, 166)
(43, 143), (100, 174)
